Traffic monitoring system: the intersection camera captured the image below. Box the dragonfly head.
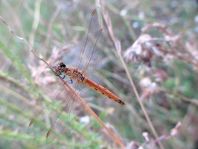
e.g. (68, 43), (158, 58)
(59, 62), (66, 68)
(54, 62), (67, 76)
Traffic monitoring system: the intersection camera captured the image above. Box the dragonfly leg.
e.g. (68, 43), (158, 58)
(69, 79), (73, 84)
(61, 75), (66, 80)
(59, 75), (73, 84)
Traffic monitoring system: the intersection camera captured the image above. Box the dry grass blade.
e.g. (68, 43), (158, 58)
(99, 1), (164, 149)
(60, 78), (125, 149)
(99, 2), (120, 53)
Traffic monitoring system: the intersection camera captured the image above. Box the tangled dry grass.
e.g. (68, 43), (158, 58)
(0, 0), (197, 149)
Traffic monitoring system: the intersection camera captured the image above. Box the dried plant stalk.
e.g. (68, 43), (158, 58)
(61, 80), (125, 148)
(99, 0), (164, 149)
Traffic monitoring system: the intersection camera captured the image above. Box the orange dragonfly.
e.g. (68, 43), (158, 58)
(53, 62), (125, 105)
(48, 9), (125, 106)
(30, 8), (125, 120)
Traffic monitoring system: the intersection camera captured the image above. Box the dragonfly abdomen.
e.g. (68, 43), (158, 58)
(83, 78), (125, 105)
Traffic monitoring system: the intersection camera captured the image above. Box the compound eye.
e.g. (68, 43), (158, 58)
(59, 62), (66, 68)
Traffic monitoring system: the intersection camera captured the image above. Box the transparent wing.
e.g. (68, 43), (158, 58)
(45, 9), (103, 137)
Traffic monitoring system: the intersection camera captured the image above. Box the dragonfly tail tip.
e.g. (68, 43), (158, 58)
(117, 99), (125, 105)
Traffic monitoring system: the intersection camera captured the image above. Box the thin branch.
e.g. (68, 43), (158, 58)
(99, 1), (164, 149)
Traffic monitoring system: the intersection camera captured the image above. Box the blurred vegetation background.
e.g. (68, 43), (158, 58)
(0, 0), (197, 149)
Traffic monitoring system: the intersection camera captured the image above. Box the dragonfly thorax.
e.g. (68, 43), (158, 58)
(54, 62), (85, 82)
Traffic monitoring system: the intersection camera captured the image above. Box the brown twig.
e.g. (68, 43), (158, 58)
(99, 1), (164, 149)
(61, 80), (125, 148)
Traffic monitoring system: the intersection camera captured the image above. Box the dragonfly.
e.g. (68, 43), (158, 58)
(48, 9), (125, 106)
(30, 8), (125, 129)
(53, 62), (125, 105)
